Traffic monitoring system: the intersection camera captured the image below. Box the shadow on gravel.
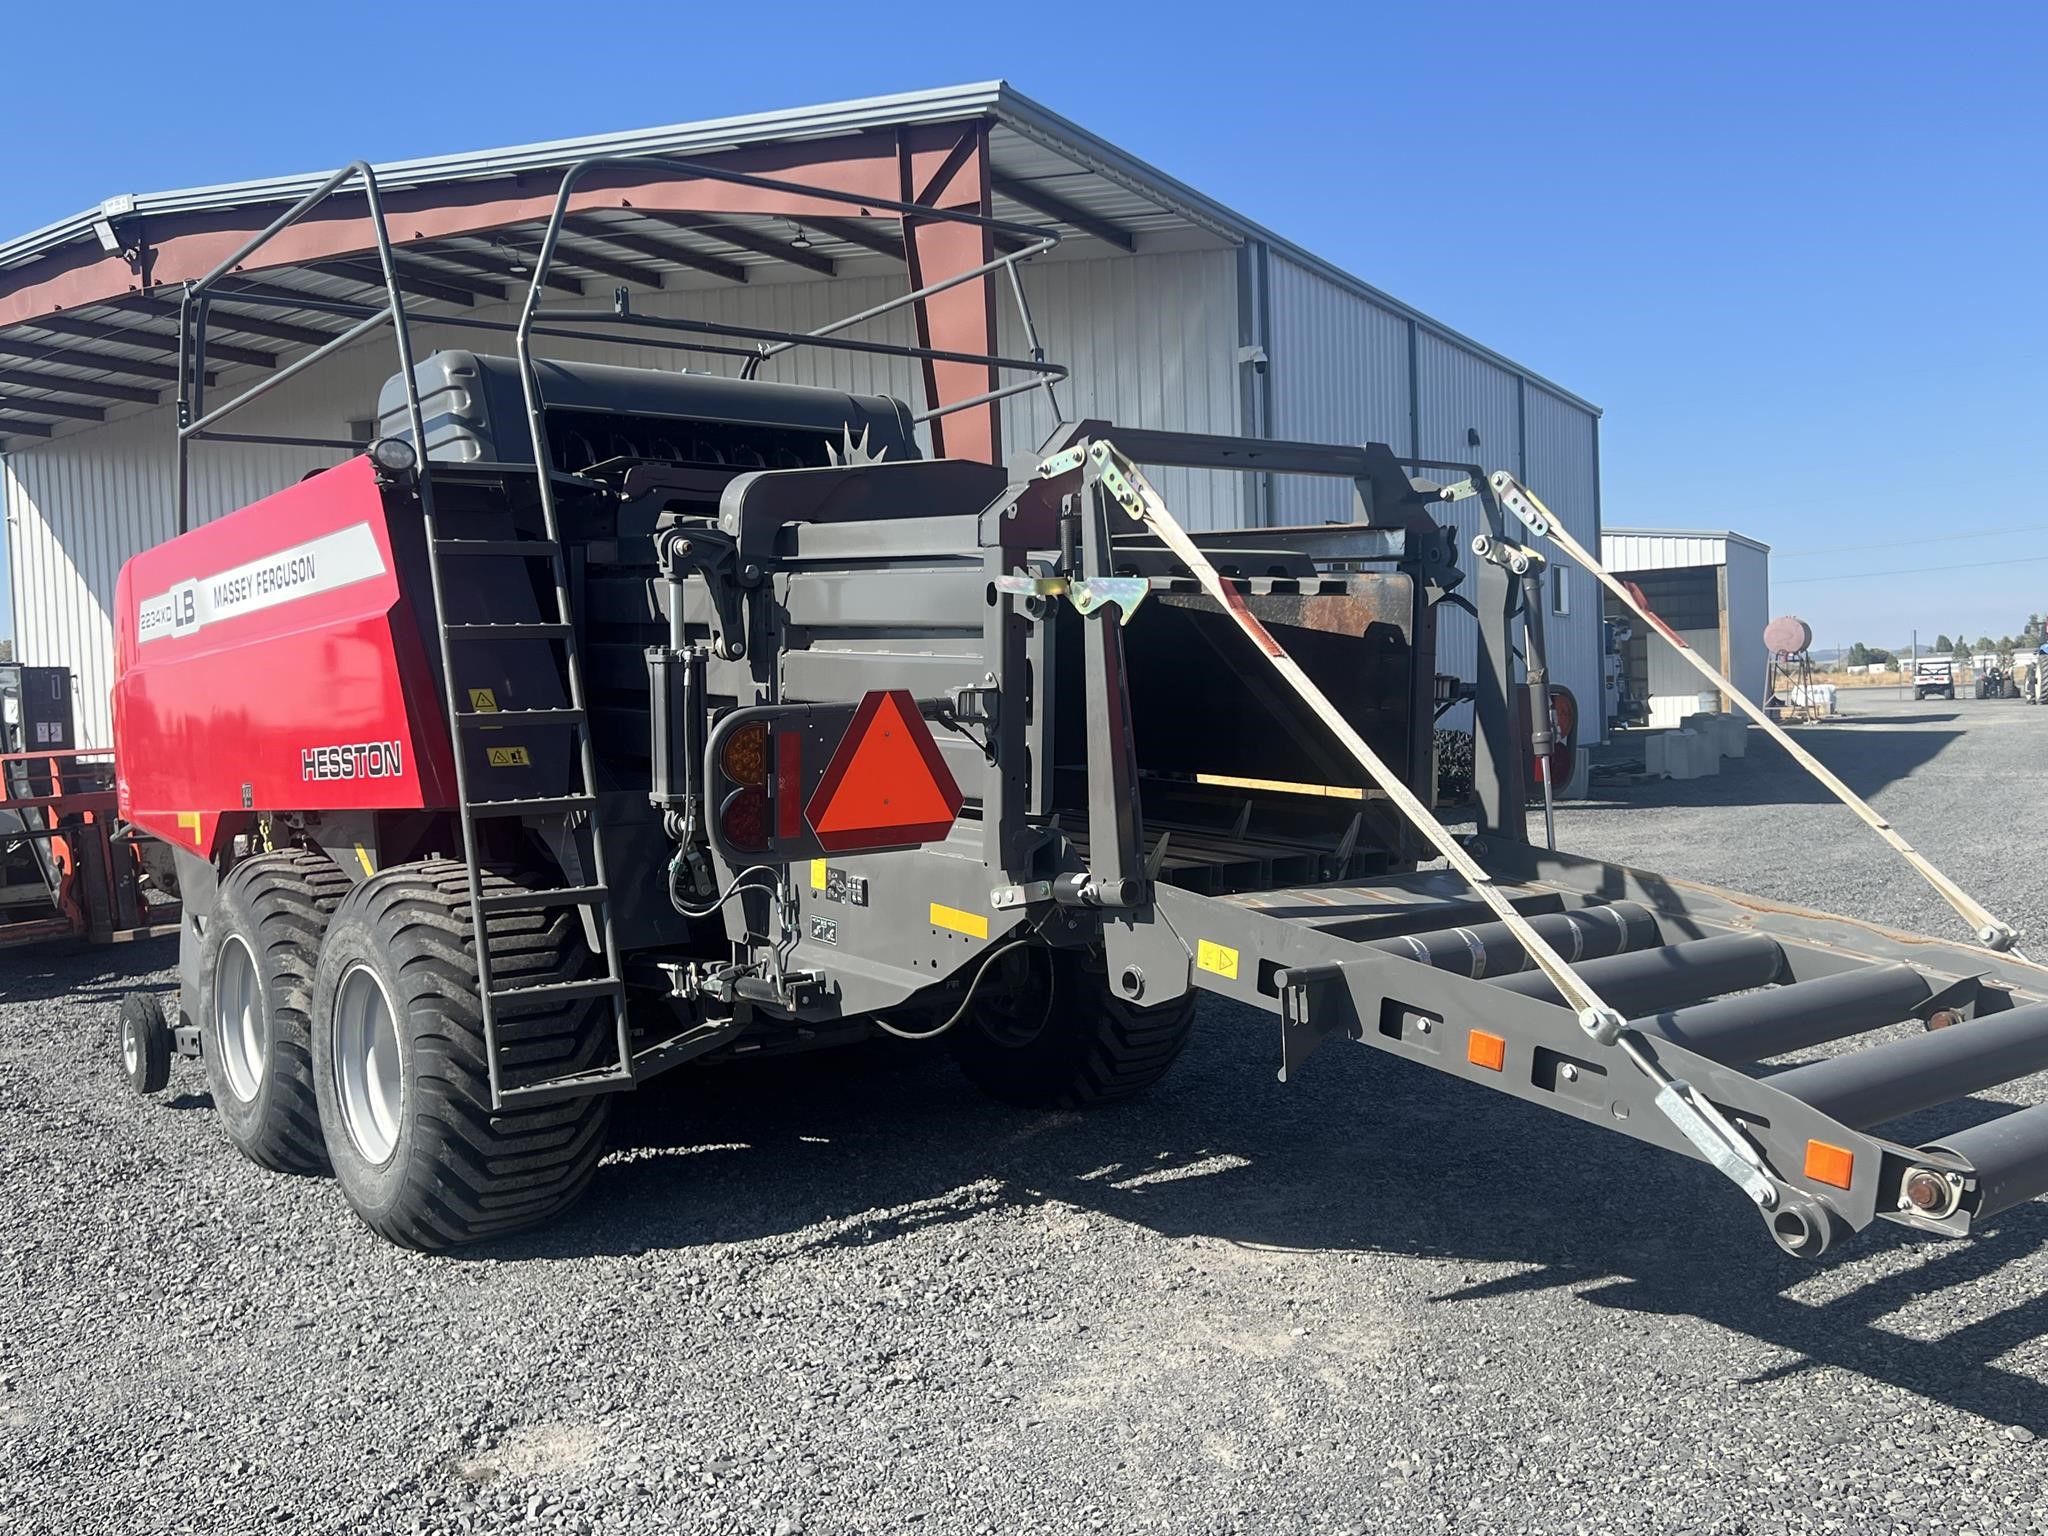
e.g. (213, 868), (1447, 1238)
(0, 933), (177, 1003)
(1579, 720), (1965, 811)
(465, 1009), (2048, 1436)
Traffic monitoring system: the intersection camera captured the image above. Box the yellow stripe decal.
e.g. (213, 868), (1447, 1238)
(810, 858), (828, 891)
(1195, 773), (1364, 800)
(176, 811), (203, 842)
(354, 844), (376, 878)
(929, 902), (989, 939)
(1196, 940), (1240, 980)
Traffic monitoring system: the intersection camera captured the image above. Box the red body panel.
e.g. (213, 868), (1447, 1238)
(112, 457), (455, 856)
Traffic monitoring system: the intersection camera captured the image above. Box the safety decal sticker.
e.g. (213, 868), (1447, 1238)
(1196, 940), (1239, 980)
(485, 746), (531, 768)
(929, 902), (988, 939)
(137, 523), (385, 643)
(468, 688), (499, 712)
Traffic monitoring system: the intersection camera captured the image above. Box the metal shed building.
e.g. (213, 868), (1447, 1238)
(1601, 528), (1772, 727)
(0, 82), (1602, 746)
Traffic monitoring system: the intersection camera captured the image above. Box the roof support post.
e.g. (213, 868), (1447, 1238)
(896, 122), (1001, 464)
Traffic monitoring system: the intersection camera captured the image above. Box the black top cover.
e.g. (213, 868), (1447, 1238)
(376, 351), (921, 472)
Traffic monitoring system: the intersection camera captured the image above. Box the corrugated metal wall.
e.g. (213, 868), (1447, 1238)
(1264, 253), (1410, 526)
(1518, 383), (1602, 737)
(1261, 253), (1604, 734)
(1723, 540), (1772, 703)
(3, 248), (1241, 744)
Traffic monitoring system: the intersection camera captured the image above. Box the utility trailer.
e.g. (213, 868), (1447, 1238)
(112, 157), (2048, 1258)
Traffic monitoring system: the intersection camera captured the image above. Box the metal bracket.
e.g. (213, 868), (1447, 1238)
(1487, 470), (1552, 538)
(992, 880), (1054, 910)
(993, 573), (1149, 625)
(1036, 444), (1088, 480)
(1470, 533), (1545, 576)
(1654, 1077), (1777, 1208)
(1087, 441), (1148, 522)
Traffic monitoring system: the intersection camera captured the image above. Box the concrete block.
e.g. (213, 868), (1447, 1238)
(1648, 728), (1721, 781)
(1679, 712), (1748, 760)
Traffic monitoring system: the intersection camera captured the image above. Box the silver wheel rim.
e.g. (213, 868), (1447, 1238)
(334, 962), (403, 1166)
(214, 934), (264, 1102)
(122, 1020), (141, 1077)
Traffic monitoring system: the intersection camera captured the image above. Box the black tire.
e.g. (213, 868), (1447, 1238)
(948, 944), (1198, 1110)
(308, 860), (613, 1251)
(197, 850), (352, 1173)
(119, 991), (172, 1095)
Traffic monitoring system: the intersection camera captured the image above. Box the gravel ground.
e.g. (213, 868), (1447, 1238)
(5, 688), (2048, 1536)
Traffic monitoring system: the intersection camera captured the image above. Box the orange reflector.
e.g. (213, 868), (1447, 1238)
(1804, 1140), (1855, 1190)
(719, 721), (770, 787)
(1467, 1029), (1506, 1072)
(805, 688), (963, 853)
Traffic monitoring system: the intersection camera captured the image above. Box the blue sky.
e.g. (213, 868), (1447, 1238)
(2, 0), (2042, 652)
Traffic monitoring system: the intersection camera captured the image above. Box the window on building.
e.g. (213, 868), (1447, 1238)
(1551, 566), (1570, 617)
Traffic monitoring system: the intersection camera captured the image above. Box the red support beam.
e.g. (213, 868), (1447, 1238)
(0, 132), (912, 331)
(895, 121), (1000, 465)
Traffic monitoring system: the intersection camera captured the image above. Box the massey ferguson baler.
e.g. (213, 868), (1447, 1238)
(111, 156), (2048, 1257)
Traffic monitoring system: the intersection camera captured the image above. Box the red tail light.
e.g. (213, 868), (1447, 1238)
(719, 785), (769, 852)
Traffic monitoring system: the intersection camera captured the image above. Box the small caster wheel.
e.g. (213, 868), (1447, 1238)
(119, 991), (172, 1095)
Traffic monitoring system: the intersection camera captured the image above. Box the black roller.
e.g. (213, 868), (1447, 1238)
(1929, 1099), (2048, 1220)
(1487, 932), (1784, 1017)
(1766, 1003), (2048, 1129)
(1370, 901), (1660, 979)
(1638, 963), (1933, 1065)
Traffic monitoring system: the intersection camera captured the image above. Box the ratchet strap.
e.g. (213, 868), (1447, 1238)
(1068, 440), (1784, 1211)
(1487, 471), (2025, 958)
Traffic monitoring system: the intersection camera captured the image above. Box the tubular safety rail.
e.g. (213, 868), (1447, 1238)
(169, 155), (1069, 1107)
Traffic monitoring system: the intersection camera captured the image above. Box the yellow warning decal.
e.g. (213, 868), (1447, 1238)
(353, 844), (376, 878)
(1196, 940), (1240, 980)
(176, 811), (203, 842)
(930, 902), (989, 939)
(486, 746), (531, 767)
(468, 688), (499, 712)
(810, 858), (828, 891)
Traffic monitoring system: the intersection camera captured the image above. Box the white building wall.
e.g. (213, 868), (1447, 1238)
(1518, 385), (1603, 739)
(4, 247), (1242, 744)
(1262, 256), (1604, 737)
(1263, 252), (1410, 527)
(1722, 539), (1772, 704)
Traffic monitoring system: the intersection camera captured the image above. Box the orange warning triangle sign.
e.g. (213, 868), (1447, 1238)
(805, 689), (963, 852)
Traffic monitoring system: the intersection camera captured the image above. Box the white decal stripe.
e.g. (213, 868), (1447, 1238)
(137, 523), (386, 644)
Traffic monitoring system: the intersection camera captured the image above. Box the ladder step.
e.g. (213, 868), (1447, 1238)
(476, 884), (610, 914)
(488, 975), (624, 1007)
(495, 1064), (637, 1108)
(457, 707), (586, 727)
(466, 793), (595, 819)
(434, 537), (559, 557)
(446, 622), (573, 639)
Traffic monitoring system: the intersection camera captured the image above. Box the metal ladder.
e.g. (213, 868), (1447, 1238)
(423, 511), (633, 1111)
